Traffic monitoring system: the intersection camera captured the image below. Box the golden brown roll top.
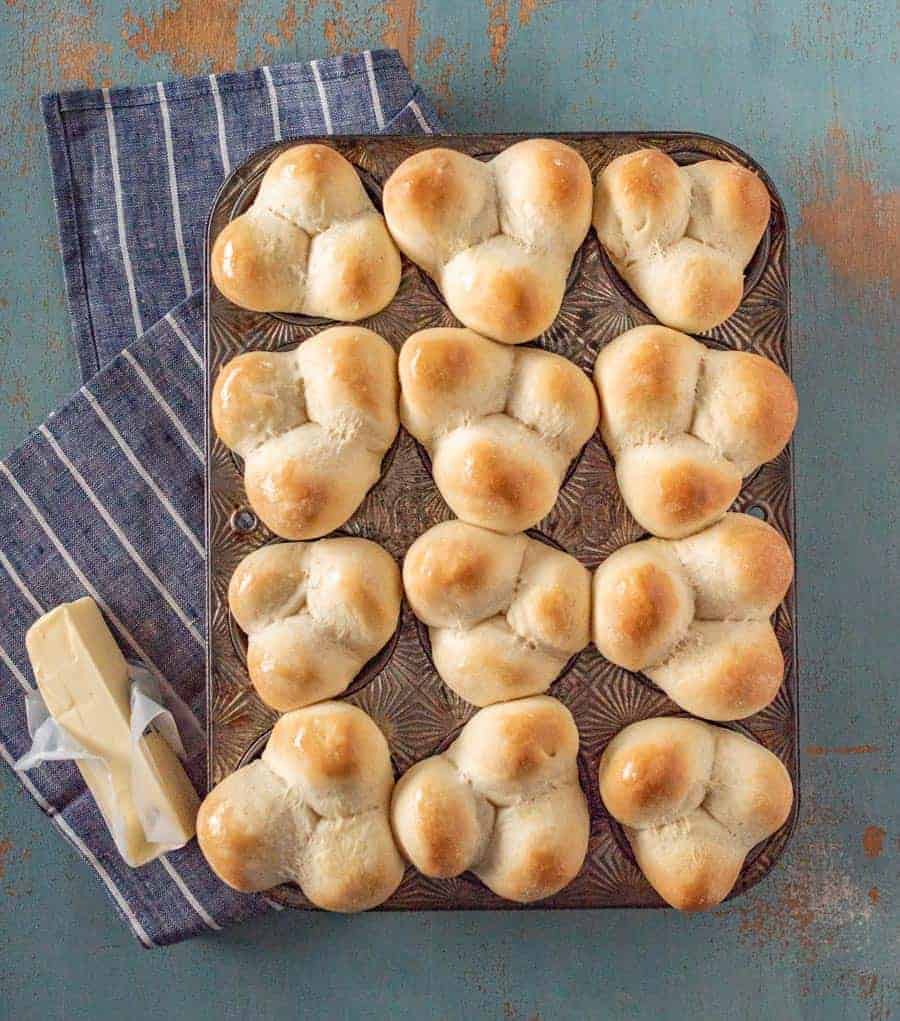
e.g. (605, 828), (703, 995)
(391, 696), (589, 903)
(211, 326), (399, 540)
(197, 702), (404, 911)
(400, 328), (598, 533)
(403, 520), (590, 706)
(598, 717), (793, 910)
(592, 513), (793, 720)
(594, 325), (797, 538)
(593, 148), (770, 333)
(384, 139), (592, 343)
(229, 538), (401, 713)
(211, 143), (401, 318)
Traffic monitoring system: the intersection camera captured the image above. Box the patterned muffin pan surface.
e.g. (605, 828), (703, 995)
(205, 132), (797, 910)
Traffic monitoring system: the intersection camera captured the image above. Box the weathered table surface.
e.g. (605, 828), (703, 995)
(0, 3), (896, 1019)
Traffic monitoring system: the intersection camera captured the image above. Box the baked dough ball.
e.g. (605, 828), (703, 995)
(592, 513), (793, 720)
(197, 702), (404, 912)
(598, 717), (793, 910)
(391, 696), (589, 902)
(211, 143), (401, 318)
(403, 520), (590, 705)
(212, 326), (399, 540)
(593, 149), (770, 332)
(229, 538), (401, 712)
(383, 140), (592, 343)
(594, 325), (797, 538)
(399, 328), (598, 532)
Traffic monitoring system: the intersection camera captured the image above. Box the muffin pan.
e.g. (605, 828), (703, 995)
(205, 132), (798, 910)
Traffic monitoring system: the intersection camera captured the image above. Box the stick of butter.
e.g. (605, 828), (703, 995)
(25, 597), (199, 867)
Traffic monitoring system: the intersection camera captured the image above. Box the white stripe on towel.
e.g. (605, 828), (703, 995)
(38, 424), (203, 646)
(363, 50), (385, 129)
(164, 312), (202, 367)
(0, 463), (180, 686)
(208, 75), (231, 175)
(102, 88), (143, 338)
(122, 350), (203, 462)
(261, 66), (282, 141)
(0, 740), (155, 948)
(0, 641), (31, 693)
(310, 60), (334, 135)
(409, 100), (434, 134)
(0, 548), (45, 616)
(160, 855), (222, 931)
(156, 82), (193, 297)
(81, 388), (205, 557)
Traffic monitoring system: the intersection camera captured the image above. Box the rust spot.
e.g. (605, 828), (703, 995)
(862, 825), (885, 859)
(806, 743), (880, 756)
(0, 839), (11, 879)
(485, 0), (510, 78)
(382, 0), (420, 71)
(123, 1), (242, 76)
(797, 122), (900, 296)
(727, 818), (876, 970)
(868, 886), (879, 905)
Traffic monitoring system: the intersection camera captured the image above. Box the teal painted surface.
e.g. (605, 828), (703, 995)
(0, 2), (897, 1018)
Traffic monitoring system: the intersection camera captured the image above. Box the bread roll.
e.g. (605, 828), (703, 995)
(384, 140), (592, 343)
(598, 717), (793, 910)
(391, 696), (589, 902)
(592, 513), (793, 720)
(211, 143), (400, 318)
(212, 325), (399, 540)
(594, 325), (797, 538)
(197, 702), (404, 911)
(229, 538), (401, 712)
(404, 520), (590, 705)
(400, 328), (598, 533)
(593, 148), (770, 332)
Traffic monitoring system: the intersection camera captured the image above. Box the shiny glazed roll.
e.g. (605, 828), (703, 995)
(383, 139), (593, 343)
(197, 702), (404, 912)
(399, 327), (598, 533)
(229, 538), (402, 712)
(592, 513), (793, 721)
(598, 717), (793, 910)
(403, 520), (590, 705)
(391, 696), (590, 903)
(211, 143), (401, 318)
(212, 326), (399, 540)
(593, 148), (771, 333)
(594, 325), (797, 538)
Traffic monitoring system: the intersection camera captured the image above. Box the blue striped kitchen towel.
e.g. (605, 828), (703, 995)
(0, 49), (441, 947)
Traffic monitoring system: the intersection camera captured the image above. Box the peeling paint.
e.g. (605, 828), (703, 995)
(485, 0), (510, 78)
(0, 839), (11, 879)
(518, 0), (553, 26)
(862, 825), (886, 859)
(797, 122), (900, 296)
(382, 0), (420, 71)
(868, 886), (879, 906)
(123, 0), (242, 76)
(806, 743), (881, 756)
(420, 34), (467, 118)
(263, 0), (300, 48)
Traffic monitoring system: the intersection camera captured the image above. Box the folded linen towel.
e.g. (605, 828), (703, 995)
(0, 49), (441, 947)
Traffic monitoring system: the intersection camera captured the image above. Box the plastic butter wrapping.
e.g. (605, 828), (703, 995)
(16, 597), (200, 867)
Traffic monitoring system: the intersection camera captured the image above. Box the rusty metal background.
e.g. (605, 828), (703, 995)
(204, 132), (797, 911)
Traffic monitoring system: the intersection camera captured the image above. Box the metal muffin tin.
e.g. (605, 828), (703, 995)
(204, 133), (798, 910)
